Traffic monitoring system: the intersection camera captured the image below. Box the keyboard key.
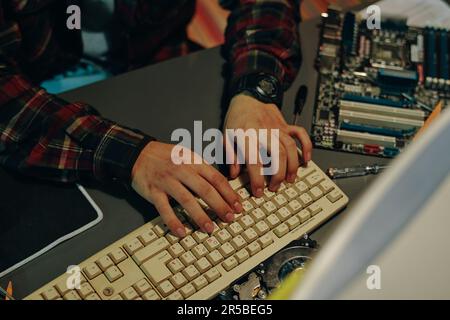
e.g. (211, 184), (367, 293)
(231, 235), (247, 250)
(319, 180), (334, 193)
(219, 242), (235, 258)
(250, 196), (265, 207)
(166, 233), (180, 244)
(327, 189), (343, 203)
(259, 233), (273, 248)
(297, 166), (315, 179)
(276, 207), (292, 221)
(109, 248), (127, 264)
(263, 188), (275, 199)
(167, 291), (183, 300)
(298, 209), (311, 223)
(41, 287), (60, 300)
(192, 231), (209, 243)
(273, 194), (288, 207)
(308, 203), (323, 216)
(180, 283), (196, 298)
(195, 257), (212, 273)
(153, 223), (169, 237)
(180, 251), (196, 266)
(265, 214), (281, 228)
(206, 250), (224, 265)
(77, 282), (94, 299)
(254, 220), (270, 235)
(222, 256), (238, 271)
(250, 208), (265, 221)
(120, 287), (139, 300)
(168, 243), (185, 258)
(192, 244), (208, 259)
(192, 275), (208, 290)
(123, 238), (144, 255)
(286, 216), (300, 230)
(170, 273), (188, 289)
(142, 289), (160, 300)
(235, 248), (250, 263)
(138, 229), (158, 245)
(247, 241), (262, 256)
(262, 201), (277, 214)
(284, 187), (299, 199)
(237, 188), (251, 200)
(300, 193), (313, 206)
(157, 280), (175, 297)
(167, 258), (184, 273)
(105, 265), (123, 282)
(63, 290), (81, 300)
(96, 256), (114, 271)
(295, 181), (309, 193)
(205, 267), (221, 282)
(54, 277), (71, 296)
(84, 263), (102, 280)
(288, 199), (302, 213)
(228, 222), (244, 236)
(242, 200), (254, 212)
(205, 236), (220, 251)
(132, 237), (170, 265)
(133, 279), (152, 295)
(85, 293), (101, 300)
(216, 229), (232, 243)
(274, 223), (289, 238)
(242, 228), (258, 242)
(183, 265), (200, 281)
(180, 235), (197, 251)
(141, 251), (173, 285)
(239, 215), (255, 229)
(305, 172), (324, 187)
(309, 186), (323, 200)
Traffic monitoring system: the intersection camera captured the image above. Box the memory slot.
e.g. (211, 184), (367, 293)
(440, 30), (449, 80)
(339, 99), (425, 120)
(339, 109), (424, 130)
(425, 28), (437, 79)
(336, 129), (396, 148)
(342, 93), (406, 108)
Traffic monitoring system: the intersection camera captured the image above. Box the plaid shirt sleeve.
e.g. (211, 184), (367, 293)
(0, 66), (153, 185)
(220, 0), (302, 92)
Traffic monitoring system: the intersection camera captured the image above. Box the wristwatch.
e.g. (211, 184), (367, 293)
(230, 73), (283, 108)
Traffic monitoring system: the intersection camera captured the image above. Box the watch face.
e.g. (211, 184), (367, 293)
(257, 78), (276, 96)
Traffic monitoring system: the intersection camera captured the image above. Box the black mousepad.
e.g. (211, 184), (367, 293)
(0, 168), (101, 276)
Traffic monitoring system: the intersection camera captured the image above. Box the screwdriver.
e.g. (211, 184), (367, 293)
(327, 164), (390, 179)
(293, 85), (308, 126)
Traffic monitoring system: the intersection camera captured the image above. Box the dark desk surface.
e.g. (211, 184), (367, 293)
(1, 18), (389, 298)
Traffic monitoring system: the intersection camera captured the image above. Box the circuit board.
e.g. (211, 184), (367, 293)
(311, 6), (449, 158)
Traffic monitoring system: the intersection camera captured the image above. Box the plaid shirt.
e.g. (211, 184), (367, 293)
(0, 0), (301, 185)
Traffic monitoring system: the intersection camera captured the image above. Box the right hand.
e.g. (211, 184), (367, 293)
(131, 141), (243, 237)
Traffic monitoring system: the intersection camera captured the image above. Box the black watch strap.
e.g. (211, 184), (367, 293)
(230, 73), (283, 108)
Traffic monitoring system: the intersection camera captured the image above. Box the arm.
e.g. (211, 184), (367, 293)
(221, 0), (312, 197)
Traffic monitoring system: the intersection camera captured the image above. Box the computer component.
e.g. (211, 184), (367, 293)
(312, 6), (448, 158)
(24, 160), (348, 300)
(292, 107), (450, 299)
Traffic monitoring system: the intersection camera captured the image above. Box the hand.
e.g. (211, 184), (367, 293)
(131, 141), (242, 237)
(224, 94), (312, 197)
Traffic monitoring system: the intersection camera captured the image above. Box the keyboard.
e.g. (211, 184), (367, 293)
(25, 160), (348, 300)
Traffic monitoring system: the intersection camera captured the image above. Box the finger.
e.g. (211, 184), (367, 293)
(224, 130), (241, 179)
(288, 125), (313, 164)
(151, 192), (186, 238)
(269, 143), (287, 192)
(165, 180), (215, 233)
(197, 164), (243, 215)
(230, 161), (241, 179)
(245, 135), (264, 198)
(179, 168), (236, 222)
(279, 133), (300, 183)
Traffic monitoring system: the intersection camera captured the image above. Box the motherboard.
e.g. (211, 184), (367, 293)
(312, 6), (449, 157)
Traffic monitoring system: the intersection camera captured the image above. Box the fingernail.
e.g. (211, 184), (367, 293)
(234, 201), (243, 212)
(225, 212), (235, 222)
(176, 227), (186, 238)
(270, 184), (280, 192)
(204, 222), (214, 233)
(288, 174), (296, 183)
(256, 188), (263, 197)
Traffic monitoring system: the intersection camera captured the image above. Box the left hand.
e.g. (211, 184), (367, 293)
(224, 94), (312, 197)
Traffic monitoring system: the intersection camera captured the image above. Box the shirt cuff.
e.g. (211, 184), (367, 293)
(92, 123), (154, 185)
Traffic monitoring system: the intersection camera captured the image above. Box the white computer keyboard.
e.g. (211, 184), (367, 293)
(25, 160), (348, 300)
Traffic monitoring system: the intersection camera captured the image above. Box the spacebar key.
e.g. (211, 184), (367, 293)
(132, 238), (170, 265)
